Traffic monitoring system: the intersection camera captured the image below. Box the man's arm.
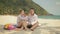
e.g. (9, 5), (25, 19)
(31, 15), (38, 25)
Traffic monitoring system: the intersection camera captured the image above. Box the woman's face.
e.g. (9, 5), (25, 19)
(21, 10), (25, 15)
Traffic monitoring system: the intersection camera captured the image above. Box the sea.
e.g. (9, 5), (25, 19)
(38, 15), (60, 19)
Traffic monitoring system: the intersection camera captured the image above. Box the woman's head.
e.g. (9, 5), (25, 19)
(19, 9), (27, 16)
(19, 9), (25, 15)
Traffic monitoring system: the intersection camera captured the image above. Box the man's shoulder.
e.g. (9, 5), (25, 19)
(34, 14), (38, 17)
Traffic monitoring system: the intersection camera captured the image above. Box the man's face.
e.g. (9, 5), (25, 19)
(29, 9), (34, 15)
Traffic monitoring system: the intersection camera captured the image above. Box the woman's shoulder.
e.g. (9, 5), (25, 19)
(17, 15), (21, 17)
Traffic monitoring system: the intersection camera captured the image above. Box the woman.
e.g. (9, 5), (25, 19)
(17, 9), (28, 30)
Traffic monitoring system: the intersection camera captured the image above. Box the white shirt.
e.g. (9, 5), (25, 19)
(17, 15), (28, 23)
(28, 14), (38, 25)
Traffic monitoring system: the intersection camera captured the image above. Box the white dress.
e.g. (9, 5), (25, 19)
(17, 15), (28, 23)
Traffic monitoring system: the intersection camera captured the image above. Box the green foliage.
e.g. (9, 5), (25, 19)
(0, 0), (49, 15)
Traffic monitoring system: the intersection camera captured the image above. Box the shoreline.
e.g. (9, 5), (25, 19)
(0, 15), (60, 27)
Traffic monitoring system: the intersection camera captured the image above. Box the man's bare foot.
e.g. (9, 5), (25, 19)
(30, 28), (34, 31)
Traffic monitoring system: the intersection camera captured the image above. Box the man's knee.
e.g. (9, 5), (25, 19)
(33, 22), (39, 25)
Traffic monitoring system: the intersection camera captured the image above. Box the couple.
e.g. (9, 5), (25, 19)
(17, 8), (39, 31)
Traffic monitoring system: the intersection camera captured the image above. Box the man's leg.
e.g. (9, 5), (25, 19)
(30, 22), (39, 31)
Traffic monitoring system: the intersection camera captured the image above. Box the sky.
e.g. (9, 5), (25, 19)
(33, 0), (60, 15)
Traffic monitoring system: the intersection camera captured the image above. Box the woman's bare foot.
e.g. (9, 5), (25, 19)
(20, 27), (23, 30)
(14, 27), (23, 31)
(23, 27), (28, 31)
(14, 28), (21, 31)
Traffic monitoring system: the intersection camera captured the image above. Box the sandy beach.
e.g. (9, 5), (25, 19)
(0, 15), (60, 27)
(0, 15), (60, 34)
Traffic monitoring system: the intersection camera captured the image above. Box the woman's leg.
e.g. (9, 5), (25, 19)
(16, 21), (28, 30)
(15, 22), (23, 31)
(22, 21), (28, 30)
(17, 22), (22, 28)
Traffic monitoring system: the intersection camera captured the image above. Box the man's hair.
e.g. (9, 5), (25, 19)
(30, 8), (34, 10)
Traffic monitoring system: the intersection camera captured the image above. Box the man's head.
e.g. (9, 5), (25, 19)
(29, 8), (35, 15)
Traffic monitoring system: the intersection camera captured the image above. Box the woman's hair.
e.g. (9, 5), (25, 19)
(19, 9), (28, 16)
(19, 9), (24, 13)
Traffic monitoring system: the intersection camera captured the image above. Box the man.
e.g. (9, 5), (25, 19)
(27, 8), (39, 31)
